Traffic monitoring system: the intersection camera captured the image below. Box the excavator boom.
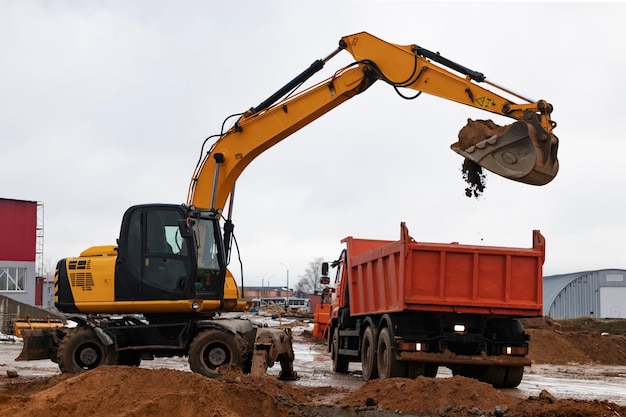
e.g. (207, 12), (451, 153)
(188, 32), (559, 212)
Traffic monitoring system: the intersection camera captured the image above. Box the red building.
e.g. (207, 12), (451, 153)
(0, 198), (39, 305)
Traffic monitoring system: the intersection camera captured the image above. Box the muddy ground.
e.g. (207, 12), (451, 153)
(0, 317), (625, 417)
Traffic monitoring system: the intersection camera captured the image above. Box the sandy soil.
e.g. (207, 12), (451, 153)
(0, 317), (625, 417)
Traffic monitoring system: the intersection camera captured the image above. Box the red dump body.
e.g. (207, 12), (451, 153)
(343, 223), (545, 317)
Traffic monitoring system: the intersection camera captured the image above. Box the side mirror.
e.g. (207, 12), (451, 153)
(320, 262), (330, 285)
(178, 218), (195, 239)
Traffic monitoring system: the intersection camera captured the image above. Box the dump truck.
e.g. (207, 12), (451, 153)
(320, 222), (545, 387)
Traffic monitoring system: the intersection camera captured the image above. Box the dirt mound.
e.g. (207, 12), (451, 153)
(456, 119), (509, 150)
(1, 368), (623, 417)
(521, 317), (626, 365)
(339, 376), (625, 417)
(0, 366), (337, 417)
(1, 318), (625, 417)
(340, 376), (516, 415)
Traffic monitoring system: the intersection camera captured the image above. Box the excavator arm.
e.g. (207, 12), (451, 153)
(187, 31), (559, 213)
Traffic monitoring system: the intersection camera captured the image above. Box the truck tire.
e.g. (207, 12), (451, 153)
(377, 328), (404, 379)
(424, 363), (438, 377)
(361, 326), (378, 381)
(452, 365), (477, 379)
(501, 366), (524, 388)
(189, 329), (243, 378)
(406, 362), (438, 378)
(57, 327), (118, 374)
(331, 329), (349, 374)
(480, 365), (506, 386)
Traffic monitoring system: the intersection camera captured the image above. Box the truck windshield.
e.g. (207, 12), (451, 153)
(195, 218), (221, 271)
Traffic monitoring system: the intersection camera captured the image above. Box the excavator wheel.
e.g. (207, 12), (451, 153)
(188, 329), (244, 378)
(57, 327), (118, 374)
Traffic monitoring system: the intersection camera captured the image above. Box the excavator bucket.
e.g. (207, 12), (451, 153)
(451, 116), (559, 186)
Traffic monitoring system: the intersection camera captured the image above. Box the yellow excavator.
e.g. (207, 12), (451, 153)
(18, 32), (558, 378)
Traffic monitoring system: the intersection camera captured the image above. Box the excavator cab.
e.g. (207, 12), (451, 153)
(451, 110), (559, 186)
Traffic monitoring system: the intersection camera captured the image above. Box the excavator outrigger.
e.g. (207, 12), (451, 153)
(18, 32), (558, 378)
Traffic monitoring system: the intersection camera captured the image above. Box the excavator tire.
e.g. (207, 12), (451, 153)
(57, 327), (118, 374)
(188, 329), (245, 378)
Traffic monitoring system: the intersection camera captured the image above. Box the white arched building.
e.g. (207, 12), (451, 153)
(543, 269), (626, 319)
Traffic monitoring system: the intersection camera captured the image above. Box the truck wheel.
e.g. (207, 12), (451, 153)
(406, 362), (423, 378)
(361, 327), (378, 381)
(57, 327), (118, 374)
(188, 329), (242, 378)
(332, 329), (349, 373)
(406, 362), (438, 378)
(424, 363), (438, 377)
(481, 365), (506, 387)
(501, 366), (524, 388)
(452, 365), (473, 378)
(377, 328), (404, 379)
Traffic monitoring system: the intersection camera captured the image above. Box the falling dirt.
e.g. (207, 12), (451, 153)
(462, 159), (486, 198)
(456, 119), (509, 199)
(1, 318), (625, 417)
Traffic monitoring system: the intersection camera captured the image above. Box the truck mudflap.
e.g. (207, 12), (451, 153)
(250, 327), (297, 380)
(398, 350), (531, 367)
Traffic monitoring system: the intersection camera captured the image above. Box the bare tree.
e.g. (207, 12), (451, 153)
(294, 257), (325, 297)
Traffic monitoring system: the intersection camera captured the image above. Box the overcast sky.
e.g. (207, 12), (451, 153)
(2, 1), (625, 289)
